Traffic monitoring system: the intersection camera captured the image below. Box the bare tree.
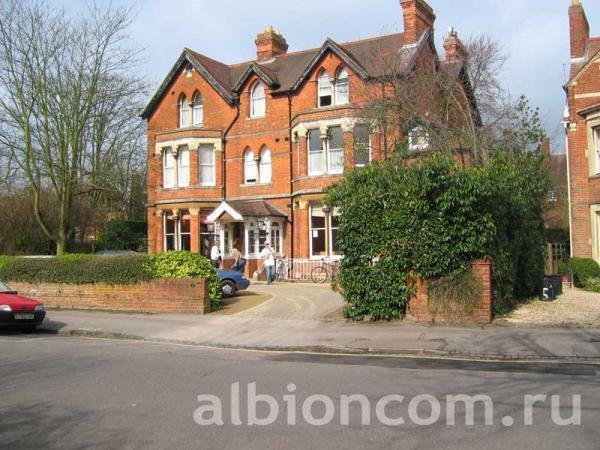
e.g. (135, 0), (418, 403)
(0, 0), (147, 254)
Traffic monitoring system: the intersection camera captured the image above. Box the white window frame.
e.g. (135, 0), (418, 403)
(334, 67), (349, 105)
(163, 212), (177, 251)
(178, 211), (191, 251)
(308, 203), (341, 260)
(179, 95), (189, 128)
(308, 129), (325, 176)
(245, 219), (283, 257)
(199, 144), (216, 186)
(327, 126), (344, 175)
(163, 149), (176, 188)
(177, 146), (190, 188)
(244, 149), (258, 184)
(192, 92), (203, 126)
(250, 82), (266, 118)
(318, 70), (333, 108)
(408, 126), (430, 151)
(354, 124), (371, 167)
(259, 147), (272, 184)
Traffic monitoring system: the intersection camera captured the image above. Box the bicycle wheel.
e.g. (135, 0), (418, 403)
(311, 266), (328, 284)
(275, 264), (285, 282)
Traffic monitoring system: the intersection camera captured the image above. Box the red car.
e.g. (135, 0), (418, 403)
(0, 281), (46, 332)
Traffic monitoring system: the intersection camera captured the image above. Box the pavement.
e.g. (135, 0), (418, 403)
(1, 335), (599, 449)
(36, 282), (600, 361)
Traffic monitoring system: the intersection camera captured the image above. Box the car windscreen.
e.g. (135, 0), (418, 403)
(0, 281), (13, 293)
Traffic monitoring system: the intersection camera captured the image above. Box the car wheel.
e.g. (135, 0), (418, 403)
(221, 280), (238, 298)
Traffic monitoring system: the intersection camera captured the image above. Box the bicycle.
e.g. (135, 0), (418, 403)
(274, 255), (289, 282)
(310, 258), (340, 284)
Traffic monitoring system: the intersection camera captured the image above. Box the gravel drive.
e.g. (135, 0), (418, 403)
(500, 288), (600, 327)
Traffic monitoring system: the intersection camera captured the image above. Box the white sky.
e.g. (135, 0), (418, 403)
(54, 0), (600, 153)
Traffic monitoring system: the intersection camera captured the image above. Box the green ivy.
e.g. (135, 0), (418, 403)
(564, 258), (600, 288)
(326, 150), (549, 320)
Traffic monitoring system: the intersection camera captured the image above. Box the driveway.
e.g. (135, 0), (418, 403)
(234, 283), (344, 320)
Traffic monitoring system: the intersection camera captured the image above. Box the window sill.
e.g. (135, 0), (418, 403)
(247, 115), (266, 121)
(241, 182), (273, 187)
(306, 172), (343, 178)
(315, 103), (352, 111)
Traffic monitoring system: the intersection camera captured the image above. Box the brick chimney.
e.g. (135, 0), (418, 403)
(400, 0), (436, 45)
(255, 26), (288, 62)
(443, 27), (468, 63)
(569, 0), (589, 59)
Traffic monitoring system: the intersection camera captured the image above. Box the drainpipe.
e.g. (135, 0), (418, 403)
(288, 92), (295, 265)
(222, 103), (241, 201)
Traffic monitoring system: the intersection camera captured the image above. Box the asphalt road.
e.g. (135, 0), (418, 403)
(0, 333), (599, 450)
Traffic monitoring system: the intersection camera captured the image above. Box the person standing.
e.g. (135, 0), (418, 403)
(260, 242), (276, 284)
(210, 243), (221, 269)
(230, 246), (246, 273)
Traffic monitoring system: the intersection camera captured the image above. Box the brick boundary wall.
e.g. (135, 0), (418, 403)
(8, 279), (210, 314)
(407, 260), (492, 325)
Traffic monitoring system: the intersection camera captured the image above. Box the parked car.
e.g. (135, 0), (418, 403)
(217, 270), (251, 297)
(0, 282), (46, 332)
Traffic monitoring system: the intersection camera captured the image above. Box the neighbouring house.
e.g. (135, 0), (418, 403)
(142, 0), (478, 277)
(565, 0), (600, 263)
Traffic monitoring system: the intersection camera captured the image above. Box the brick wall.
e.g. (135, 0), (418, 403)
(9, 279), (210, 314)
(407, 260), (492, 325)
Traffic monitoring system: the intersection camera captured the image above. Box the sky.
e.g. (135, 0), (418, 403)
(54, 0), (600, 153)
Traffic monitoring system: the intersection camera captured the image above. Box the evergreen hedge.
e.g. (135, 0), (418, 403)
(0, 252), (222, 307)
(326, 151), (549, 320)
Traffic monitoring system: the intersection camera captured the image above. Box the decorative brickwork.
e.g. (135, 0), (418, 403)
(9, 279), (210, 314)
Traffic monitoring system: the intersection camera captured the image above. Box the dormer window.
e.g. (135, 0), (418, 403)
(318, 70), (332, 107)
(179, 94), (189, 128)
(334, 68), (349, 105)
(192, 91), (203, 126)
(250, 82), (266, 117)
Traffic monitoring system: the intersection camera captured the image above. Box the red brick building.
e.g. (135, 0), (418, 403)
(142, 0), (475, 276)
(565, 0), (600, 261)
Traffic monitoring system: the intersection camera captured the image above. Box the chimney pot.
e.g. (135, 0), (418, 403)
(255, 26), (288, 62)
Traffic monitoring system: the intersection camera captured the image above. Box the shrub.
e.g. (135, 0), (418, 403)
(326, 150), (549, 320)
(0, 254), (152, 285)
(584, 277), (600, 293)
(564, 258), (600, 287)
(98, 218), (147, 252)
(147, 251), (222, 309)
(0, 255), (13, 270)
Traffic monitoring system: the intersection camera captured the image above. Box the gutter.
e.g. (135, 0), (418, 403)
(288, 92), (295, 263)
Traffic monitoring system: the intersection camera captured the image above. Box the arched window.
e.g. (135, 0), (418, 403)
(244, 149), (257, 184)
(179, 94), (189, 127)
(250, 82), (266, 117)
(259, 147), (272, 184)
(334, 67), (349, 105)
(192, 91), (203, 126)
(318, 70), (332, 107)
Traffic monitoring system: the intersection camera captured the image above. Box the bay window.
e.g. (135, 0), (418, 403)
(163, 149), (176, 188)
(177, 146), (190, 187)
(354, 125), (371, 167)
(310, 203), (341, 258)
(199, 144), (216, 186)
(308, 129), (325, 175)
(163, 210), (191, 251)
(327, 126), (344, 174)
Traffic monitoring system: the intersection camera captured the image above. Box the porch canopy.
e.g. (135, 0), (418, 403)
(207, 200), (287, 223)
(207, 201), (288, 258)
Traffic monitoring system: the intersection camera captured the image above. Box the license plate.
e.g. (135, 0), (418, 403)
(14, 313), (35, 320)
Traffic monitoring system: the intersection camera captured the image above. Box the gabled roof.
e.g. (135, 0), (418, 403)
(567, 37), (600, 85)
(207, 201), (287, 222)
(142, 31), (431, 120)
